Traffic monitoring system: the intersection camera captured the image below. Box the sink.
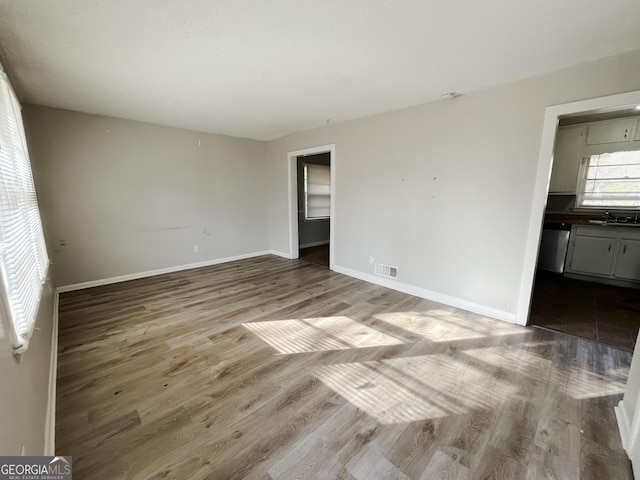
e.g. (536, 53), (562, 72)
(587, 220), (607, 225)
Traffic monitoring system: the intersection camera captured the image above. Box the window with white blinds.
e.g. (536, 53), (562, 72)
(303, 163), (330, 220)
(578, 151), (640, 209)
(0, 69), (49, 355)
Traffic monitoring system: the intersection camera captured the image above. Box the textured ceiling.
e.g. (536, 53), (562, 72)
(1, 1), (640, 140)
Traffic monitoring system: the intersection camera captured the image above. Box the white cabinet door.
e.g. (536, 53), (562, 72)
(549, 126), (585, 194)
(586, 120), (633, 145)
(614, 239), (640, 281)
(568, 235), (617, 276)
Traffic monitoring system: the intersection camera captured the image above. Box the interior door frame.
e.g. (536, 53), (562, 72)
(517, 89), (640, 326)
(287, 144), (336, 269)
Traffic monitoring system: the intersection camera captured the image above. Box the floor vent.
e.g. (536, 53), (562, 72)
(375, 263), (398, 279)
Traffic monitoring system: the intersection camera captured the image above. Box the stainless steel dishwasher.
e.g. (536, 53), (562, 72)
(538, 222), (571, 273)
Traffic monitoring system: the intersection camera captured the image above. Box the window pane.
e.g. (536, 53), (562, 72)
(587, 164), (640, 180)
(0, 70), (49, 354)
(579, 151), (640, 209)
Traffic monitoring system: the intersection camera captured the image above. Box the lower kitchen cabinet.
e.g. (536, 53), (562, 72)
(569, 234), (617, 276)
(565, 226), (640, 284)
(614, 237), (640, 280)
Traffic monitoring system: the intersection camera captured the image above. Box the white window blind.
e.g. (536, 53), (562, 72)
(304, 163), (330, 220)
(0, 69), (49, 355)
(578, 151), (640, 208)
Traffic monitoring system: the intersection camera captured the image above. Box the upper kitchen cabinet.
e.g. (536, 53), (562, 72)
(586, 119), (634, 145)
(549, 125), (586, 194)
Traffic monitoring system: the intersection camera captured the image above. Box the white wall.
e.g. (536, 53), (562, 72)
(266, 50), (640, 321)
(0, 279), (54, 455)
(24, 106), (269, 287)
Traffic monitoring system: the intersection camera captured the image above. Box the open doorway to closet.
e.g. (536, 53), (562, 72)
(297, 153), (331, 267)
(287, 144), (336, 269)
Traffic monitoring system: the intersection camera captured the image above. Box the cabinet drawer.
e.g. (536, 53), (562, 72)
(620, 229), (640, 241)
(574, 226), (619, 238)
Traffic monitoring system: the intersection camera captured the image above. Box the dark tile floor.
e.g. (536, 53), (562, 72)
(299, 244), (329, 268)
(530, 270), (640, 351)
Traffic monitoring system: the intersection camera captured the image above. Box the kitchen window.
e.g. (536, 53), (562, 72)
(577, 150), (640, 209)
(304, 163), (330, 220)
(0, 67), (49, 356)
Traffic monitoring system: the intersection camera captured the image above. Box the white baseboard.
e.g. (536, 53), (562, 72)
(44, 290), (59, 455)
(332, 265), (517, 324)
(615, 400), (631, 451)
(268, 250), (292, 259)
(57, 251), (275, 292)
(300, 240), (329, 249)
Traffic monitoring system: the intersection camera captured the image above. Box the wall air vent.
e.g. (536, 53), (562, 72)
(375, 263), (398, 280)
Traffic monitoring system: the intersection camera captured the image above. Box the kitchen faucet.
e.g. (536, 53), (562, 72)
(604, 211), (615, 222)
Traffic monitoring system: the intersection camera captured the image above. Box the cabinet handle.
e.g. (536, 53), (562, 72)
(625, 128), (629, 139)
(608, 244), (612, 252)
(624, 244), (627, 254)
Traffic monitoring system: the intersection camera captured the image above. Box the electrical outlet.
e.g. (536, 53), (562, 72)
(369, 256), (374, 264)
(193, 245), (199, 253)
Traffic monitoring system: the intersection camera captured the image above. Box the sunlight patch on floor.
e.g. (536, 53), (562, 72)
(465, 342), (627, 399)
(374, 310), (523, 342)
(463, 342), (554, 378)
(313, 354), (517, 423)
(243, 316), (404, 354)
(559, 365), (627, 399)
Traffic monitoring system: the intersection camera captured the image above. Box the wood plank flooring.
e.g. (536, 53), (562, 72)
(56, 255), (633, 479)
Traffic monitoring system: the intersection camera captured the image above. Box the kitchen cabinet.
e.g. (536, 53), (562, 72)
(614, 237), (640, 280)
(586, 119), (633, 145)
(567, 231), (617, 276)
(565, 226), (640, 284)
(549, 126), (586, 194)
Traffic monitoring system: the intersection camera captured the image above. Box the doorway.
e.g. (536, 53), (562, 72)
(528, 111), (640, 351)
(518, 90), (640, 339)
(297, 153), (330, 267)
(287, 144), (336, 269)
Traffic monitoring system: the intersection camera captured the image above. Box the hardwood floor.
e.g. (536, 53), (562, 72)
(56, 255), (633, 479)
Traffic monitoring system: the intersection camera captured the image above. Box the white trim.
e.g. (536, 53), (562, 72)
(268, 250), (292, 259)
(616, 400), (631, 451)
(44, 289), (59, 456)
(517, 90), (640, 326)
(300, 240), (330, 249)
(333, 265), (517, 324)
(57, 251), (273, 292)
(616, 392), (640, 477)
(287, 144), (336, 270)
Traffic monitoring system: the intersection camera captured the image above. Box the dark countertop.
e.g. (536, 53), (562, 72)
(545, 213), (599, 224)
(545, 213), (640, 228)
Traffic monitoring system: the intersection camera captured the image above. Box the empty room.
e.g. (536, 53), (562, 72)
(2, 1), (640, 479)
